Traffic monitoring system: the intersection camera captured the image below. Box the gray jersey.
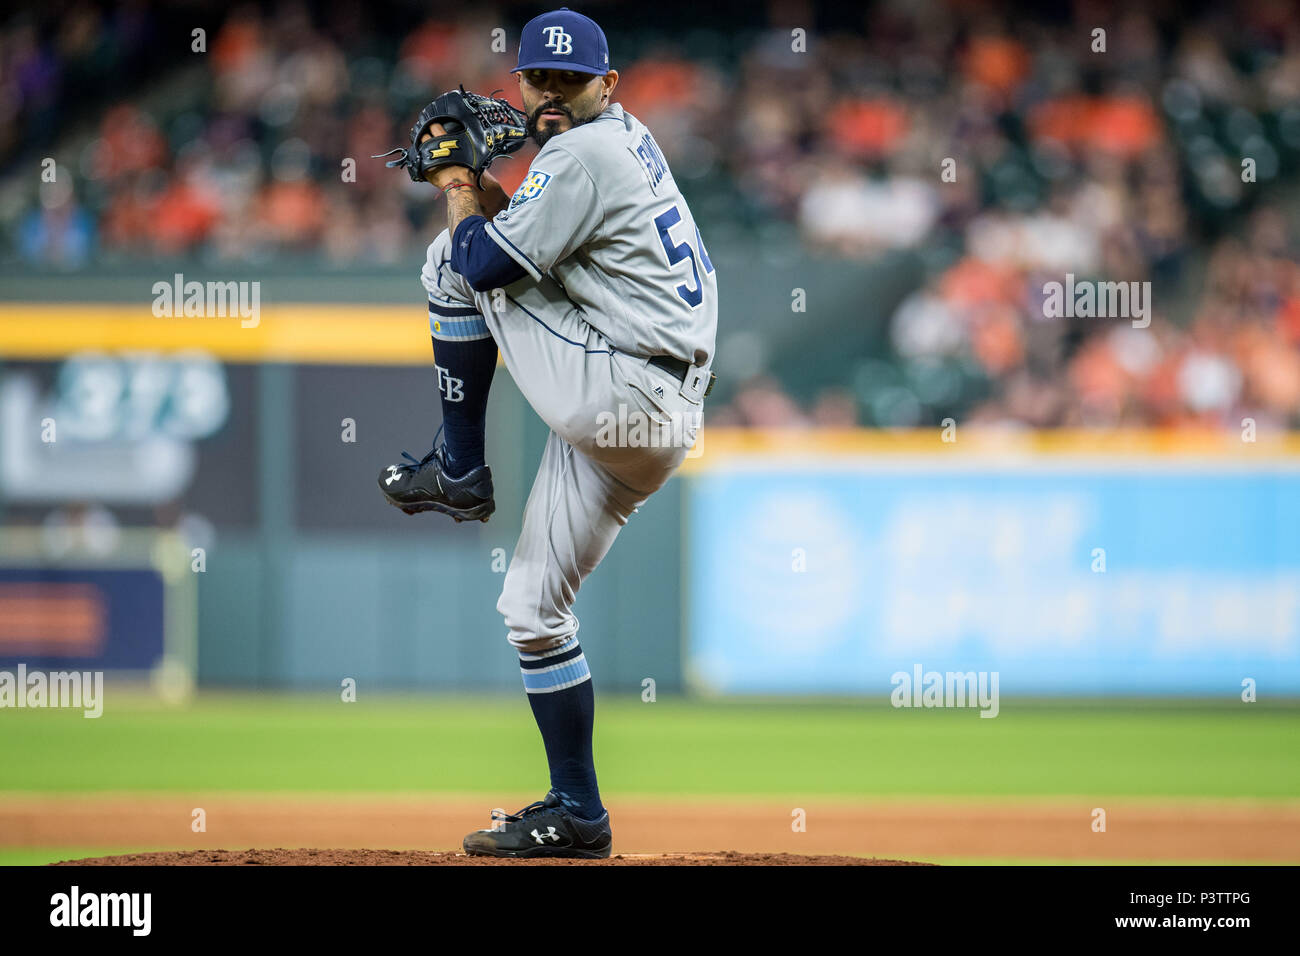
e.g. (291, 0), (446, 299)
(415, 104), (714, 656)
(484, 102), (717, 368)
(420, 226), (701, 653)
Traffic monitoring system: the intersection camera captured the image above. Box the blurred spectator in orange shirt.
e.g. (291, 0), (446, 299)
(962, 34), (1031, 100)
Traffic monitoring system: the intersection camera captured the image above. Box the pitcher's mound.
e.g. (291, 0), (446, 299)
(52, 848), (934, 866)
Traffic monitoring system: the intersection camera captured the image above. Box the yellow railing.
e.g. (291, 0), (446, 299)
(681, 427), (1300, 468)
(0, 303), (429, 365)
(6, 304), (1297, 462)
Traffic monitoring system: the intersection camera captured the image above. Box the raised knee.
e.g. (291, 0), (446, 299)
(497, 585), (576, 654)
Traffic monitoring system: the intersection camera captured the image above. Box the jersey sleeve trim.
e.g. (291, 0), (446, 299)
(487, 143), (606, 276)
(450, 216), (530, 292)
(485, 219), (545, 281)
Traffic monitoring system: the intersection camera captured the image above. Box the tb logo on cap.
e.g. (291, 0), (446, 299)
(543, 25), (573, 55)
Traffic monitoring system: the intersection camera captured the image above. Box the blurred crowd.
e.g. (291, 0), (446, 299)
(704, 1), (1300, 430)
(3, 0), (1300, 429)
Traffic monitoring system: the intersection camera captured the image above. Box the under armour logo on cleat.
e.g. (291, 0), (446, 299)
(531, 826), (560, 844)
(384, 465), (401, 485)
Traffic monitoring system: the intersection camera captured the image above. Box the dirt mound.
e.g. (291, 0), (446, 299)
(51, 848), (933, 866)
(13, 797), (1299, 863)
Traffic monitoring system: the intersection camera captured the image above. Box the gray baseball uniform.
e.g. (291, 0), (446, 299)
(485, 102), (717, 367)
(421, 104), (717, 653)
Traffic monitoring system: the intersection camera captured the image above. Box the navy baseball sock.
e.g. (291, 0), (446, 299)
(430, 332), (496, 478)
(519, 638), (605, 821)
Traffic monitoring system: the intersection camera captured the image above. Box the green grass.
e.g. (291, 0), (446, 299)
(922, 857), (1282, 866)
(0, 848), (157, 866)
(2, 693), (1298, 799)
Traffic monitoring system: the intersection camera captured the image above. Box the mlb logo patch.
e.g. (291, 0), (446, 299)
(509, 170), (552, 209)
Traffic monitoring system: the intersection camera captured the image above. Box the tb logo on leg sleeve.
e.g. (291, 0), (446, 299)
(436, 364), (465, 402)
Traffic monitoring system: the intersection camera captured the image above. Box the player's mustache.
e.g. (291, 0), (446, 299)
(532, 102), (574, 122)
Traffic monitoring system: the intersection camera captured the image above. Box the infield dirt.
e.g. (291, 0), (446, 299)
(51, 849), (926, 865)
(7, 795), (1300, 864)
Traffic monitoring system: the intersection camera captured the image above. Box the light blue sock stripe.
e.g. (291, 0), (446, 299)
(429, 313), (491, 340)
(520, 656), (590, 693)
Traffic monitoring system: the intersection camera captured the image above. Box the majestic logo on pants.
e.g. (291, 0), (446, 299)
(436, 365), (464, 402)
(542, 26), (572, 55)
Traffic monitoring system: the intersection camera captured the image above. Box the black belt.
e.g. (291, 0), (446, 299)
(648, 355), (716, 397)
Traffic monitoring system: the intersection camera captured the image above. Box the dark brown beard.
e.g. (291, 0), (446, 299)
(527, 103), (593, 147)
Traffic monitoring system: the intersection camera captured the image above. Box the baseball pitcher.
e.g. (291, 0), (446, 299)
(375, 8), (717, 857)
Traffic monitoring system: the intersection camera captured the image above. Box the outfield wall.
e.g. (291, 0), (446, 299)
(0, 357), (686, 693)
(683, 432), (1300, 695)
(2, 294), (1298, 694)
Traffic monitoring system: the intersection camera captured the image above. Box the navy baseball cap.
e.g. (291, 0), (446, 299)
(513, 8), (610, 75)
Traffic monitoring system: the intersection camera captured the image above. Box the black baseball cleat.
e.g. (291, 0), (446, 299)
(377, 440), (494, 522)
(463, 791), (612, 859)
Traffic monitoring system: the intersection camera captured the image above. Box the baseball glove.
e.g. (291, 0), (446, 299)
(374, 86), (529, 188)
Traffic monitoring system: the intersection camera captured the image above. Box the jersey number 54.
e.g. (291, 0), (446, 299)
(653, 205), (714, 309)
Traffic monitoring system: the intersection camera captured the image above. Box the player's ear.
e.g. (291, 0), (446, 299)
(600, 70), (618, 104)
